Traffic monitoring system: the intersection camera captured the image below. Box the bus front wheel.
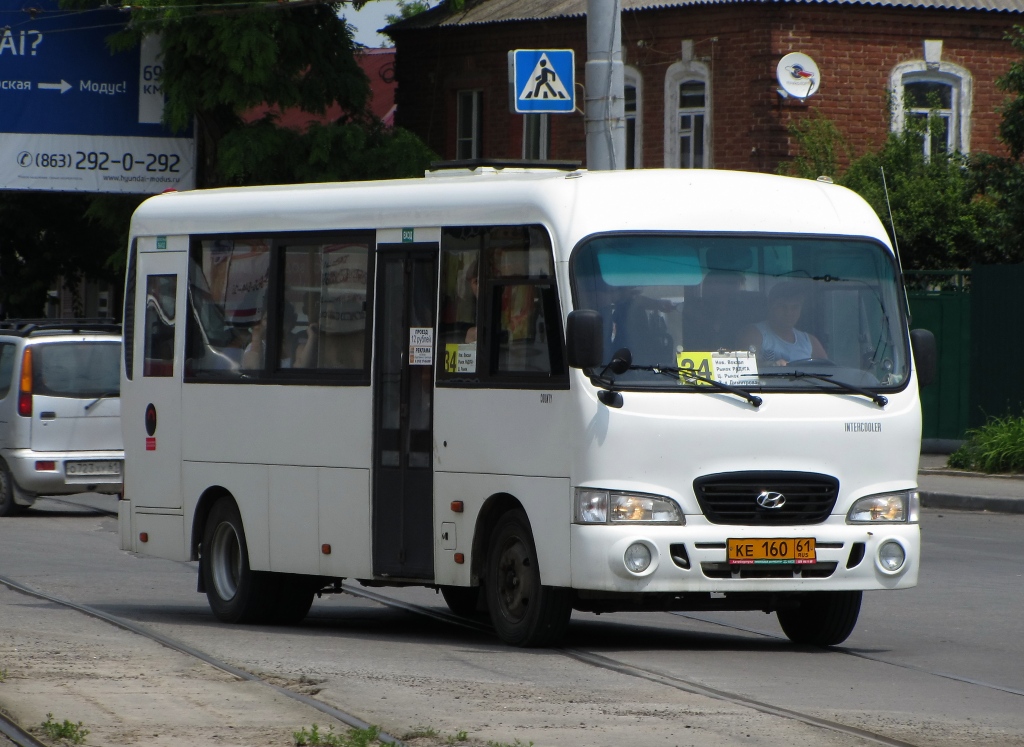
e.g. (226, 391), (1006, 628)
(485, 509), (571, 647)
(201, 498), (277, 624)
(776, 590), (862, 646)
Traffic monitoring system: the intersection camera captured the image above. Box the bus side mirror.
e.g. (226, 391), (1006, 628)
(910, 328), (937, 387)
(566, 310), (604, 369)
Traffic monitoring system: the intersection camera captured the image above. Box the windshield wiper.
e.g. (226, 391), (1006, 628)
(634, 364), (763, 408)
(590, 348), (761, 408)
(757, 370), (888, 407)
(84, 391), (119, 411)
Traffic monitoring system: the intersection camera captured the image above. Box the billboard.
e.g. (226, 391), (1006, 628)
(0, 2), (195, 193)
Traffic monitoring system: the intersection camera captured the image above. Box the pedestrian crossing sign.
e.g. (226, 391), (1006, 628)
(510, 49), (575, 113)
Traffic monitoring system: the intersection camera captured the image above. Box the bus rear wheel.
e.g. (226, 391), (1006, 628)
(485, 509), (571, 647)
(201, 498), (277, 624)
(776, 590), (862, 646)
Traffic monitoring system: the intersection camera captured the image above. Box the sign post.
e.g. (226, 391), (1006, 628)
(0, 1), (195, 193)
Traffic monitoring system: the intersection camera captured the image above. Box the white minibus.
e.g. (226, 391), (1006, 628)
(119, 166), (936, 647)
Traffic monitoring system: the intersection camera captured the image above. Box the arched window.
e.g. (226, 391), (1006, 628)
(890, 58), (972, 157)
(624, 66), (643, 168)
(664, 58), (711, 168)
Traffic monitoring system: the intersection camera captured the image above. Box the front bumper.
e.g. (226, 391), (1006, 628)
(570, 517), (919, 593)
(4, 448), (124, 499)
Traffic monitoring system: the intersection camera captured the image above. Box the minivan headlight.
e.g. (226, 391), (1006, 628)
(575, 489), (683, 524)
(846, 490), (918, 523)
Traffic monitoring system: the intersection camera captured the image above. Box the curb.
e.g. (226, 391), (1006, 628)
(919, 491), (1024, 515)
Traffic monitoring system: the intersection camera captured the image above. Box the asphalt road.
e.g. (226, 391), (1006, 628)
(0, 497), (1021, 746)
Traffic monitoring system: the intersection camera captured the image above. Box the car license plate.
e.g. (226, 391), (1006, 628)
(65, 460), (122, 478)
(728, 538), (816, 565)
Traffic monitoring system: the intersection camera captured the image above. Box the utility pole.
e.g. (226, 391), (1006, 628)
(585, 0), (625, 170)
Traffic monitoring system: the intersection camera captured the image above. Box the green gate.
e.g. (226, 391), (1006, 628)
(905, 270), (971, 441)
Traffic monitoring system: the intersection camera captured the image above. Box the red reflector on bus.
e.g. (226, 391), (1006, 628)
(35, 461), (56, 471)
(450, 500), (464, 513)
(321, 544), (332, 555)
(454, 553), (465, 564)
(139, 532), (149, 543)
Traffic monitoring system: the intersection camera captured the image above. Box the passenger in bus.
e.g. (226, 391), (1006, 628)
(739, 280), (827, 366)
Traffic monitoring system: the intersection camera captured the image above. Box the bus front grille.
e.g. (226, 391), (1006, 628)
(693, 472), (839, 525)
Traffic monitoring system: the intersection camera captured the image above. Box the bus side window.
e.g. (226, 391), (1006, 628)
(144, 274), (177, 377)
(438, 224), (566, 385)
(281, 241), (372, 371)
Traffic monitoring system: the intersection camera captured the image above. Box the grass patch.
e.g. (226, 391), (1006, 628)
(446, 730), (469, 745)
(39, 713), (90, 745)
(402, 727), (439, 739)
(293, 724), (381, 746)
(948, 415), (1024, 473)
(0, 668), (6, 682)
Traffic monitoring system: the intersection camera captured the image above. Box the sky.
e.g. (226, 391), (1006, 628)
(342, 0), (407, 48)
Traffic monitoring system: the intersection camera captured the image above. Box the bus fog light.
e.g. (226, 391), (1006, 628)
(877, 541), (906, 573)
(624, 542), (652, 574)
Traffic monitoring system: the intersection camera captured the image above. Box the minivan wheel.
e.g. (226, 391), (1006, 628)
(0, 464), (23, 517)
(201, 497), (276, 623)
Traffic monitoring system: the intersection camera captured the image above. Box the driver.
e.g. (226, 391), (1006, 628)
(739, 281), (827, 366)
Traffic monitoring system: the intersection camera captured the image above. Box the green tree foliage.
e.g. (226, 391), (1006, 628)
(778, 109), (851, 181)
(385, 0), (433, 25)
(0, 192), (122, 317)
(100, 0), (436, 187)
(784, 106), (1014, 270)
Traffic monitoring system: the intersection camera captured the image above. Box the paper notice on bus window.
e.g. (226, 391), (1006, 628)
(444, 343), (477, 373)
(712, 351), (758, 385)
(409, 327), (434, 366)
(676, 350), (758, 386)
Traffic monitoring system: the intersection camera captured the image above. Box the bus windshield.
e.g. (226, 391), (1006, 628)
(571, 234), (909, 392)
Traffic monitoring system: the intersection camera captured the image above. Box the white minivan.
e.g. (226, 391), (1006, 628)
(0, 320), (124, 516)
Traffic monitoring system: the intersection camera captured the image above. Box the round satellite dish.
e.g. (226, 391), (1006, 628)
(777, 52), (821, 99)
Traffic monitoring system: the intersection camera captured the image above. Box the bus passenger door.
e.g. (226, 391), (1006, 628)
(372, 245), (438, 579)
(126, 240), (185, 512)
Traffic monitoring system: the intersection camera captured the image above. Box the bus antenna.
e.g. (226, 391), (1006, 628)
(880, 167), (903, 271)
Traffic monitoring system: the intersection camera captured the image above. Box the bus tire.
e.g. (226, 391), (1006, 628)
(777, 590), (862, 647)
(485, 509), (571, 647)
(267, 574), (316, 625)
(0, 464), (22, 517)
(201, 498), (276, 624)
(440, 585), (481, 618)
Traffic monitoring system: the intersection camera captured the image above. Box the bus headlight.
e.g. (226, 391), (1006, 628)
(846, 490), (917, 524)
(575, 489), (683, 524)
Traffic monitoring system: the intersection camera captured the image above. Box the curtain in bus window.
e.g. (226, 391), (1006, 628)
(144, 274), (176, 377)
(281, 242), (370, 370)
(438, 245), (479, 376)
(187, 240), (270, 375)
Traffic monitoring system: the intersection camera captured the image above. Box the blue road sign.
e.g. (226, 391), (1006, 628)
(511, 49), (575, 114)
(0, 1), (194, 193)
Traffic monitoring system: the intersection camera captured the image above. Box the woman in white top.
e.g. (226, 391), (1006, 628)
(740, 281), (827, 366)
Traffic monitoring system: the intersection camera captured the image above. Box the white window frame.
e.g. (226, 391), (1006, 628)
(624, 66), (643, 169)
(664, 59), (711, 169)
(522, 113), (550, 160)
(456, 89), (483, 160)
(890, 61), (972, 155)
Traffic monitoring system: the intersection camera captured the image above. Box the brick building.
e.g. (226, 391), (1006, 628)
(388, 0), (1024, 173)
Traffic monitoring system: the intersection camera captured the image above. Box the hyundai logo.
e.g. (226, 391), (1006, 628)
(756, 491), (786, 509)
